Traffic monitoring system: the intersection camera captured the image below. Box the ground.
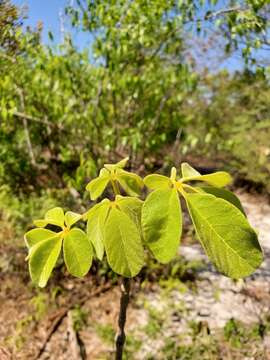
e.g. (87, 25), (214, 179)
(0, 189), (270, 359)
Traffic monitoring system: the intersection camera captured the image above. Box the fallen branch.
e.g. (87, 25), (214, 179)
(0, 347), (11, 360)
(67, 310), (83, 360)
(34, 282), (112, 360)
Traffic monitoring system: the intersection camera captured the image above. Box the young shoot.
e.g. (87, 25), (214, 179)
(24, 158), (263, 359)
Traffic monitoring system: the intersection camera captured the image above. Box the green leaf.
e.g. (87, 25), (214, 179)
(85, 199), (109, 218)
(86, 173), (110, 200)
(24, 228), (58, 248)
(29, 235), (62, 287)
(87, 202), (110, 260)
(181, 162), (201, 178)
(117, 169), (144, 196)
(199, 186), (246, 215)
(142, 188), (182, 263)
(144, 174), (171, 190)
(104, 157), (129, 171)
(116, 196), (143, 232)
(45, 207), (65, 228)
(33, 219), (48, 228)
(186, 193), (263, 279)
(114, 157), (129, 169)
(104, 208), (144, 277)
(64, 211), (82, 228)
(182, 171), (232, 187)
(63, 228), (93, 278)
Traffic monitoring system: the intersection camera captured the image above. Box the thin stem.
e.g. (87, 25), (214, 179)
(16, 87), (36, 166)
(111, 179), (121, 196)
(182, 184), (202, 193)
(115, 277), (131, 360)
(111, 180), (118, 195)
(111, 174), (129, 359)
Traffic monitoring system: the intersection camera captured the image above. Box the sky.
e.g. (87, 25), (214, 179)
(13, 0), (90, 47)
(11, 0), (268, 72)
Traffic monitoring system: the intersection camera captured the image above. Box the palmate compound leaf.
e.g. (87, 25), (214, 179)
(34, 209), (81, 229)
(143, 174), (172, 190)
(116, 169), (144, 196)
(24, 228), (58, 248)
(86, 168), (110, 200)
(63, 228), (93, 278)
(199, 186), (246, 216)
(186, 193), (263, 279)
(103, 207), (144, 277)
(87, 201), (110, 261)
(29, 235), (62, 287)
(142, 188), (182, 263)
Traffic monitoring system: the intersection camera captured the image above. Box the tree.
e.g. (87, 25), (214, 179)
(0, 0), (23, 54)
(24, 158), (263, 359)
(67, 0), (270, 65)
(1, 0), (269, 191)
(184, 69), (270, 191)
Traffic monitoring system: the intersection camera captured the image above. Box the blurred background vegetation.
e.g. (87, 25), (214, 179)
(0, 0), (269, 242)
(0, 1), (270, 358)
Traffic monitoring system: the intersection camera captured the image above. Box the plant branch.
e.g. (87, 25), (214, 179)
(16, 87), (36, 166)
(111, 179), (121, 196)
(0, 51), (17, 63)
(67, 310), (84, 360)
(35, 283), (112, 360)
(204, 6), (244, 20)
(115, 277), (131, 360)
(12, 110), (58, 127)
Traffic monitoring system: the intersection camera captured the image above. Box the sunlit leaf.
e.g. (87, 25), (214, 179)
(104, 157), (129, 171)
(63, 228), (93, 277)
(199, 186), (246, 215)
(186, 193), (263, 278)
(142, 188), (182, 263)
(33, 219), (48, 228)
(182, 171), (232, 187)
(86, 173), (110, 200)
(116, 195), (143, 233)
(64, 211), (82, 228)
(24, 228), (58, 248)
(45, 207), (65, 228)
(29, 235), (63, 287)
(117, 169), (144, 196)
(114, 157), (129, 169)
(87, 201), (110, 260)
(181, 162), (201, 178)
(144, 174), (171, 190)
(104, 208), (144, 277)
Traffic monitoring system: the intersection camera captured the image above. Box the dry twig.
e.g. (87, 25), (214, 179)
(34, 283), (112, 360)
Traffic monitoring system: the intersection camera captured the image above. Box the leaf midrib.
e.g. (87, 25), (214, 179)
(39, 237), (62, 286)
(115, 214), (132, 276)
(189, 201), (254, 269)
(65, 234), (85, 275)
